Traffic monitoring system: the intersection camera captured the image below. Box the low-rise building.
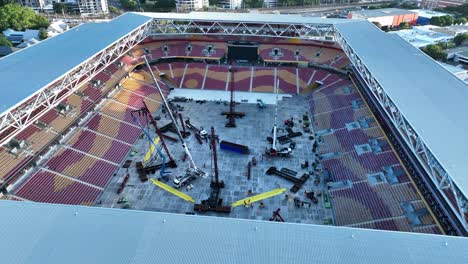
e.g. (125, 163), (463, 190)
(2, 29), (39, 45)
(176, 0), (209, 12)
(389, 25), (453, 48)
(217, 0), (243, 9)
(347, 8), (419, 29)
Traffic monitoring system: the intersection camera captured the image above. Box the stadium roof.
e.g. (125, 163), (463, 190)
(336, 21), (468, 197)
(1, 201), (467, 264)
(137, 11), (351, 25)
(349, 8), (417, 18)
(0, 13), (151, 113)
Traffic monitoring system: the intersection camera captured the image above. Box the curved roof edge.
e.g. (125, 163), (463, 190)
(134, 11), (355, 25)
(1, 201), (467, 264)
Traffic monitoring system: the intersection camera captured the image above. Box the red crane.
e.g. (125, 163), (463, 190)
(142, 101), (174, 163)
(226, 67), (236, 127)
(209, 126), (224, 188)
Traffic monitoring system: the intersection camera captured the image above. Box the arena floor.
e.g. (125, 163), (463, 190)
(97, 94), (335, 224)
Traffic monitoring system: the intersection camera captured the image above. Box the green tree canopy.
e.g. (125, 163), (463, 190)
(0, 0), (14, 6)
(142, 0), (175, 12)
(108, 5), (123, 14)
(53, 2), (68, 14)
(0, 34), (12, 46)
(421, 44), (447, 61)
(399, 21), (410, 29)
(120, 0), (138, 10)
(243, 0), (263, 8)
(39, 28), (47, 40)
(430, 15), (455, 26)
(440, 3), (468, 17)
(454, 17), (467, 25)
(454, 33), (468, 46)
(0, 4), (49, 32)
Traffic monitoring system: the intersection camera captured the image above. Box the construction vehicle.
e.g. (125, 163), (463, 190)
(257, 99), (265, 108)
(266, 80), (292, 157)
(173, 174), (196, 188)
(173, 167), (206, 188)
(131, 106), (173, 180)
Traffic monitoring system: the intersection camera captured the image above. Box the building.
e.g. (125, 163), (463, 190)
(78, 0), (108, 15)
(0, 11), (467, 241)
(411, 9), (451, 25)
(389, 25), (453, 48)
(0, 201), (467, 264)
(217, 0), (243, 9)
(418, 0), (466, 9)
(16, 0), (108, 15)
(439, 62), (468, 83)
(263, 0), (277, 8)
(16, 0), (46, 10)
(432, 24), (468, 36)
(47, 20), (70, 37)
(176, 0), (209, 12)
(2, 29), (39, 45)
(347, 8), (419, 29)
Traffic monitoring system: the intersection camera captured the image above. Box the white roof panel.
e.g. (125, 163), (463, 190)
(335, 21), (468, 197)
(0, 201), (467, 264)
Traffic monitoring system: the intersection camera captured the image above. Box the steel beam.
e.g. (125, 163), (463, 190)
(0, 20), (153, 147)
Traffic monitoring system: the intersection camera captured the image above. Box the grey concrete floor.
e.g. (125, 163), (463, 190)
(97, 95), (334, 225)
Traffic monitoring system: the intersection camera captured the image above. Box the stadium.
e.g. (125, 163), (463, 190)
(0, 11), (467, 262)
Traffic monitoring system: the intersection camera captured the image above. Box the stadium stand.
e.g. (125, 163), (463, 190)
(181, 63), (206, 89)
(65, 129), (132, 164)
(43, 147), (118, 188)
(15, 170), (102, 205)
(306, 73), (441, 234)
(252, 67), (275, 93)
(85, 113), (141, 144)
(204, 65), (229, 90)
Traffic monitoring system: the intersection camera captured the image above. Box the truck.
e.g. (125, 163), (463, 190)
(173, 175), (195, 188)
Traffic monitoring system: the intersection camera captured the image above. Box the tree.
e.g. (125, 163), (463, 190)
(399, 21), (410, 29)
(454, 33), (468, 46)
(0, 4), (50, 32)
(0, 0), (14, 7)
(454, 17), (467, 25)
(441, 3), (468, 17)
(120, 0), (137, 10)
(441, 15), (454, 26)
(0, 34), (12, 47)
(39, 28), (47, 40)
(108, 6), (123, 15)
(244, 0), (263, 8)
(430, 15), (455, 26)
(421, 44), (447, 61)
(53, 2), (68, 14)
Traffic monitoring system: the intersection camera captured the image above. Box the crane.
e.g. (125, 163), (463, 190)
(266, 79), (292, 157)
(143, 56), (204, 177)
(131, 107), (172, 179)
(194, 126), (231, 213)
